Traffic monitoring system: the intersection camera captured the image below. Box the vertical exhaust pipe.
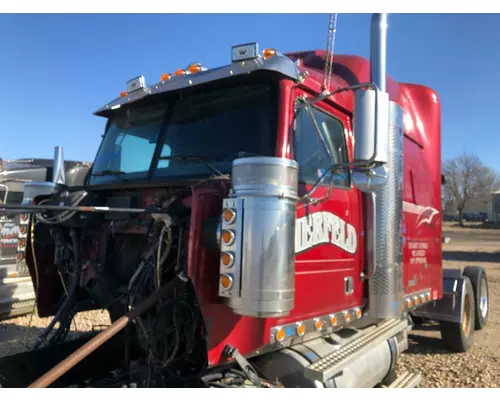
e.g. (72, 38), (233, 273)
(52, 146), (66, 185)
(366, 13), (405, 319)
(370, 14), (388, 93)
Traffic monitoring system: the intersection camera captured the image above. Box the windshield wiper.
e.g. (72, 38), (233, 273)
(91, 169), (129, 181)
(158, 155), (227, 178)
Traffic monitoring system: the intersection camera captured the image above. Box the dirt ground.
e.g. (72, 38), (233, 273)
(1, 222), (499, 387)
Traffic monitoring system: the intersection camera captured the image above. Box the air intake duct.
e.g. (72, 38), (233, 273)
(218, 157), (299, 318)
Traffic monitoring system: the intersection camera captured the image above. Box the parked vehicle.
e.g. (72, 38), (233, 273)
(0, 152), (91, 319)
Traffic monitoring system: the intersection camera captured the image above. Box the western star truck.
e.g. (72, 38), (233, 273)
(0, 13), (490, 388)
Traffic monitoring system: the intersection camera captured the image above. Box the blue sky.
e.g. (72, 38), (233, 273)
(1, 13), (499, 172)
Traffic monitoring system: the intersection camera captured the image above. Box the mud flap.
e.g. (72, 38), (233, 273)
(412, 269), (465, 324)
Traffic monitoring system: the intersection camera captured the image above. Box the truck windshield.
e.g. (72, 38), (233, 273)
(89, 83), (277, 185)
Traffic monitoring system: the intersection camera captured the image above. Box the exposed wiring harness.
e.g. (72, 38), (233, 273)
(123, 212), (208, 385)
(32, 228), (82, 350)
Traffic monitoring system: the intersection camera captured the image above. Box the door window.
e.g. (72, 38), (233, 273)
(294, 105), (350, 187)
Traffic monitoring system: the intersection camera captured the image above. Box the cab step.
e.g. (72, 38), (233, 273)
(387, 371), (421, 388)
(304, 317), (409, 382)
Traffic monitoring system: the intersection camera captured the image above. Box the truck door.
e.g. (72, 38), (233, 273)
(291, 93), (364, 317)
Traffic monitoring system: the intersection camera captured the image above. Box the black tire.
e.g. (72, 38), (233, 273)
(463, 266), (489, 330)
(440, 276), (475, 353)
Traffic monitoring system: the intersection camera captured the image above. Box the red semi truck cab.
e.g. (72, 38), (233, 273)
(3, 15), (488, 389)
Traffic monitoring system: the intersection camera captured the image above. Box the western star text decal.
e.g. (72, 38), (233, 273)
(1, 220), (19, 248)
(295, 211), (357, 254)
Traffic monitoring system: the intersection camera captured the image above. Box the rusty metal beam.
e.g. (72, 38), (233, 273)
(28, 277), (178, 388)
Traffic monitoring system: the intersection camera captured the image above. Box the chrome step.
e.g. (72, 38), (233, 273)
(388, 371), (421, 388)
(304, 318), (408, 382)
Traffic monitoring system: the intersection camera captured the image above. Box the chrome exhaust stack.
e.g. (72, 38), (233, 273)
(22, 146), (67, 205)
(52, 146), (66, 185)
(352, 14), (404, 319)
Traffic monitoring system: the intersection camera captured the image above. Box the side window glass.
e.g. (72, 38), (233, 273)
(294, 106), (350, 187)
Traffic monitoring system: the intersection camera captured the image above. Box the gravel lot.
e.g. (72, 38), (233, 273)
(1, 222), (499, 387)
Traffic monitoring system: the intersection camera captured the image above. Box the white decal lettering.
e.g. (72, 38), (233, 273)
(295, 211), (357, 254)
(1, 223), (19, 238)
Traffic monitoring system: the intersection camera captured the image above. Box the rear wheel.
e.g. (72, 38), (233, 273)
(463, 266), (489, 330)
(440, 277), (475, 353)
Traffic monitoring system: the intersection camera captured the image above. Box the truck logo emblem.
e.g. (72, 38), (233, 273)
(295, 211), (357, 254)
(239, 49), (247, 55)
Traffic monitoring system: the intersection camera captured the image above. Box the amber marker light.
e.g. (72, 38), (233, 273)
(120, 91), (128, 98)
(220, 274), (233, 290)
(221, 252), (234, 268)
(187, 63), (203, 74)
(413, 296), (420, 306)
(160, 73), (172, 82)
(19, 225), (27, 234)
(275, 327), (286, 342)
(355, 308), (363, 319)
(314, 319), (323, 331)
(296, 322), (306, 337)
(18, 238), (25, 247)
(330, 314), (338, 326)
(174, 69), (187, 76)
(263, 48), (277, 60)
(221, 230), (235, 246)
(344, 311), (351, 323)
(223, 208), (236, 224)
(406, 298), (413, 308)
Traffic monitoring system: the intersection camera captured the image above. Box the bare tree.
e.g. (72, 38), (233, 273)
(443, 153), (500, 226)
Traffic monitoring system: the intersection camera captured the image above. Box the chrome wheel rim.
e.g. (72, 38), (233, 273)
(480, 278), (488, 319)
(462, 291), (472, 337)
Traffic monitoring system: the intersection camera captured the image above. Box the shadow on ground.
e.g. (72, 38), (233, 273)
(446, 222), (500, 230)
(443, 251), (500, 263)
(406, 322), (451, 356)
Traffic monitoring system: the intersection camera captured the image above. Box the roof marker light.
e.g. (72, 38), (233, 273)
(120, 91), (128, 98)
(160, 73), (172, 82)
(263, 48), (277, 60)
(175, 69), (187, 76)
(187, 63), (206, 74)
